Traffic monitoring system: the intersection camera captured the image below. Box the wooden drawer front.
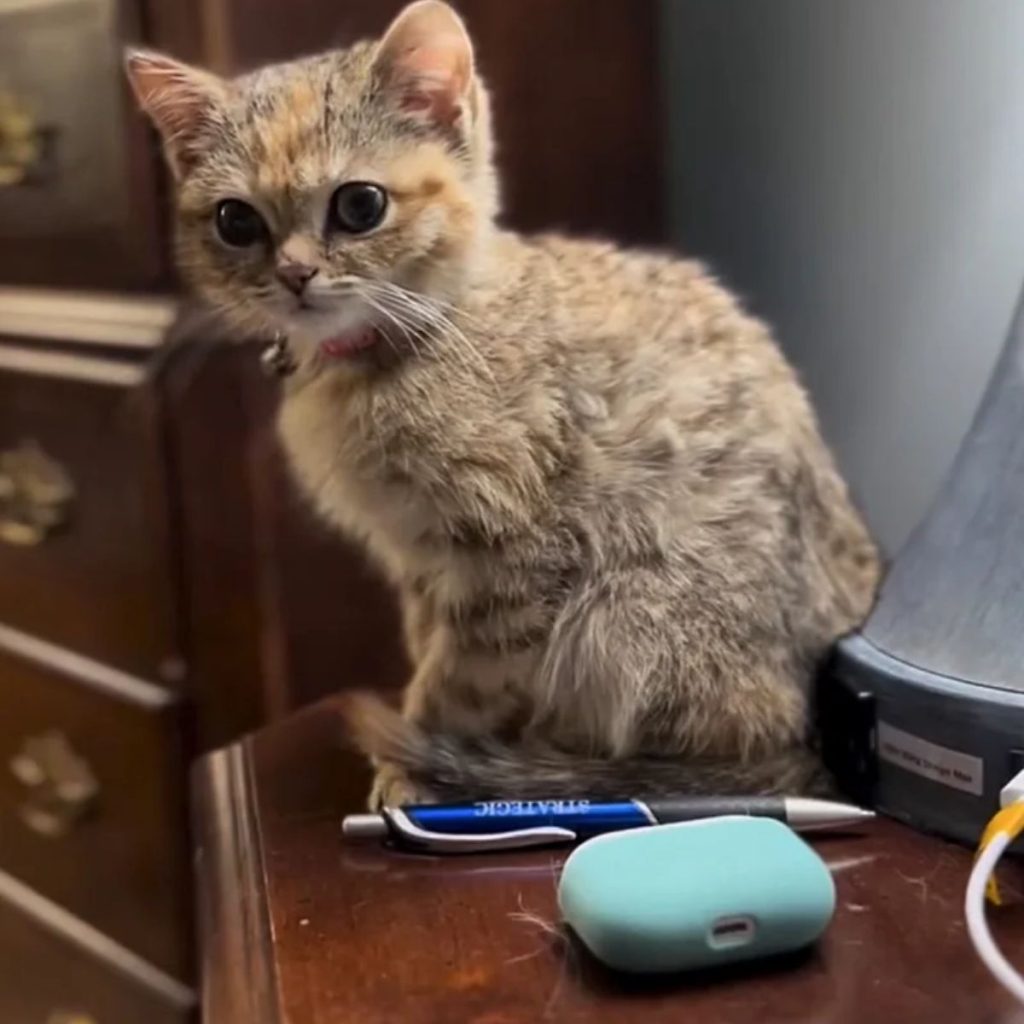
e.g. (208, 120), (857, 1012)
(0, 625), (191, 979)
(0, 877), (193, 1024)
(0, 0), (164, 289)
(0, 352), (177, 679)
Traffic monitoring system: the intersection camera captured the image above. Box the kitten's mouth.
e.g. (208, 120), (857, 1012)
(318, 325), (379, 360)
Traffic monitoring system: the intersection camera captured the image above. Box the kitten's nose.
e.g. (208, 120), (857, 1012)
(276, 262), (318, 296)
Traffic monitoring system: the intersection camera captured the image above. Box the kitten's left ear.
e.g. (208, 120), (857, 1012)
(124, 49), (228, 178)
(373, 1), (475, 130)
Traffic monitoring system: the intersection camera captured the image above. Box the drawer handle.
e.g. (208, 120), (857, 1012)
(0, 440), (75, 546)
(0, 89), (50, 187)
(9, 731), (99, 838)
(47, 1015), (98, 1024)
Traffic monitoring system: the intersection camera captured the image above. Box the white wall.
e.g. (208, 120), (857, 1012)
(662, 0), (1024, 553)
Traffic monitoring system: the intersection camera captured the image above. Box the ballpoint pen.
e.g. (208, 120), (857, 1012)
(342, 795), (875, 853)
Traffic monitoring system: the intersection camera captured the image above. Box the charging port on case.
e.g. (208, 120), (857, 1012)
(708, 915), (757, 950)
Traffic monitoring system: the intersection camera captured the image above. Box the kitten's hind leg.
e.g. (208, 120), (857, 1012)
(367, 762), (435, 811)
(539, 569), (808, 762)
(356, 641), (448, 811)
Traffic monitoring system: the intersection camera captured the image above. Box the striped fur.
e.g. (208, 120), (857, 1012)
(127, 2), (880, 809)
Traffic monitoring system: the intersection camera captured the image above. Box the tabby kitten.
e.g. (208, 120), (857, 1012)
(126, 1), (879, 808)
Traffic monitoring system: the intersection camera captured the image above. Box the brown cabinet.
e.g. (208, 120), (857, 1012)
(0, 0), (165, 290)
(0, 623), (190, 977)
(0, 318), (179, 679)
(0, 876), (192, 1024)
(0, 271), (409, 1023)
(0, 0), (664, 1018)
(0, 293), (201, 1019)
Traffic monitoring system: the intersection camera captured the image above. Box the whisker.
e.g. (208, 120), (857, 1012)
(369, 283), (497, 389)
(360, 282), (480, 380)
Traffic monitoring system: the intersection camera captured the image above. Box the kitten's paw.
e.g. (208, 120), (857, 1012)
(368, 765), (434, 810)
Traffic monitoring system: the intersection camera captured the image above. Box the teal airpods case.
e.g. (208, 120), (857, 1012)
(558, 817), (835, 973)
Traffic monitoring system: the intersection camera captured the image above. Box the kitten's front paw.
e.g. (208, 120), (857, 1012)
(368, 765), (434, 810)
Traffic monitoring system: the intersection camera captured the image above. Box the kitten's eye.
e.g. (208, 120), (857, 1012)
(330, 182), (388, 234)
(215, 199), (268, 248)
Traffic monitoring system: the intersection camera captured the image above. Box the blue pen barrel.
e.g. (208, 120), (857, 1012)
(406, 799), (652, 837)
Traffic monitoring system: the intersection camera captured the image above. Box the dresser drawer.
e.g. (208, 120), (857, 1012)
(0, 347), (178, 679)
(0, 624), (192, 978)
(0, 871), (194, 1024)
(0, 0), (164, 289)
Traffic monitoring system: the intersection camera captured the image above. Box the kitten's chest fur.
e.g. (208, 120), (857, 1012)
(278, 233), (683, 568)
(277, 315), (567, 617)
(279, 369), (459, 581)
(278, 333), (567, 732)
(276, 234), (879, 754)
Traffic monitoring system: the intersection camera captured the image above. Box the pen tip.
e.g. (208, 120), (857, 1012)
(785, 796), (877, 831)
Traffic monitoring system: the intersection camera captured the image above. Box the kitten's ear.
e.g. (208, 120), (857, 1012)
(373, 1), (475, 129)
(124, 49), (227, 178)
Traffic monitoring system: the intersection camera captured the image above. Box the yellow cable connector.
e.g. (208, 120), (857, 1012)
(975, 802), (1024, 906)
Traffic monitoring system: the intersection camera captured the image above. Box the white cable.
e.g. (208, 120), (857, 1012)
(966, 830), (1024, 1004)
(1000, 767), (1024, 808)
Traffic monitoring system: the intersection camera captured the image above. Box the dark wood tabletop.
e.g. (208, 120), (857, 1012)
(193, 700), (1024, 1024)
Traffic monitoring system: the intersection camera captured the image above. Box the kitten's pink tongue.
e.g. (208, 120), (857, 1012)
(319, 326), (378, 360)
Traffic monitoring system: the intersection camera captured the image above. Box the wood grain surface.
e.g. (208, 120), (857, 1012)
(195, 701), (1024, 1024)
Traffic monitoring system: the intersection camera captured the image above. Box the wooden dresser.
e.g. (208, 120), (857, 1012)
(0, 293), (195, 1023)
(0, 1), (663, 1020)
(0, 292), (411, 1023)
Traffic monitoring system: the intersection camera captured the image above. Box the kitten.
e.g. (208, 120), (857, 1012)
(127, 0), (879, 808)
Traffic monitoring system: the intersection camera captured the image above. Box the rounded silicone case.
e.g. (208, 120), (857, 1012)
(558, 816), (835, 973)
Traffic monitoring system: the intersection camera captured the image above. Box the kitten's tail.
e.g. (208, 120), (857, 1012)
(342, 693), (830, 801)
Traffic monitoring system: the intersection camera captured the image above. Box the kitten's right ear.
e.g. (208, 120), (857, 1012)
(124, 49), (226, 179)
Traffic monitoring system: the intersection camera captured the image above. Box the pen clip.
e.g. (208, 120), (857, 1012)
(383, 808), (576, 853)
